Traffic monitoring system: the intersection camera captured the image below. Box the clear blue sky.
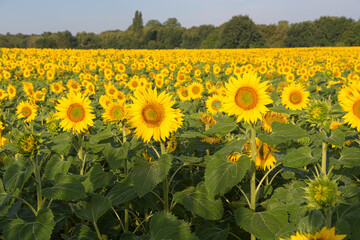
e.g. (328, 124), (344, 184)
(0, 0), (359, 35)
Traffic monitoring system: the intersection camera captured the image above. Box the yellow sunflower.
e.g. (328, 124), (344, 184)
(245, 138), (277, 170)
(262, 112), (288, 133)
(16, 101), (37, 123)
(7, 84), (16, 99)
(176, 86), (191, 102)
(54, 91), (95, 134)
(102, 102), (127, 123)
(127, 88), (184, 143)
(206, 94), (222, 114)
(279, 231), (309, 240)
(222, 71), (273, 124)
(309, 227), (346, 240)
(0, 89), (7, 100)
(341, 88), (360, 131)
(281, 82), (310, 110)
(188, 81), (204, 100)
(50, 81), (65, 94)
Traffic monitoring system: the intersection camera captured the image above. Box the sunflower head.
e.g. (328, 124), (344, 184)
(166, 136), (178, 153)
(199, 113), (217, 127)
(261, 112), (288, 133)
(281, 82), (310, 110)
(17, 133), (41, 158)
(306, 100), (330, 126)
(305, 173), (341, 210)
(226, 152), (242, 163)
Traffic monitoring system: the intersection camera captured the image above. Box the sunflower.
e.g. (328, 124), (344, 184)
(281, 82), (310, 110)
(54, 91), (95, 134)
(0, 89), (7, 100)
(23, 82), (34, 96)
(206, 94), (222, 114)
(127, 88), (184, 143)
(222, 71), (273, 124)
(341, 88), (360, 131)
(188, 82), (204, 100)
(50, 81), (65, 94)
(309, 227), (346, 240)
(245, 138), (277, 170)
(102, 102), (127, 123)
(262, 112), (288, 133)
(34, 90), (46, 101)
(16, 101), (37, 123)
(226, 152), (241, 163)
(176, 86), (191, 102)
(66, 79), (81, 93)
(7, 84), (16, 99)
(279, 231), (309, 240)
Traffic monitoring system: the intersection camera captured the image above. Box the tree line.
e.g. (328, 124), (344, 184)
(1, 11), (359, 49)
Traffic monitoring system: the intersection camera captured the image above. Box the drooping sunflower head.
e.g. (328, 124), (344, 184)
(244, 138), (277, 171)
(199, 113), (217, 127)
(261, 112), (288, 133)
(127, 88), (184, 143)
(16, 133), (41, 158)
(304, 173), (341, 210)
(281, 82), (310, 110)
(226, 152), (242, 163)
(102, 102), (127, 123)
(16, 101), (37, 123)
(341, 88), (360, 131)
(306, 100), (330, 126)
(222, 72), (273, 124)
(54, 91), (95, 134)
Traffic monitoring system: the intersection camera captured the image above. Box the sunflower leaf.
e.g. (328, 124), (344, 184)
(173, 182), (224, 220)
(131, 154), (172, 197)
(149, 211), (197, 240)
(335, 147), (360, 166)
(107, 176), (138, 206)
(283, 146), (316, 168)
(258, 122), (308, 145)
(327, 128), (345, 148)
(205, 152), (250, 198)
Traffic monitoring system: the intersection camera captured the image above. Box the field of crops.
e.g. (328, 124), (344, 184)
(0, 47), (360, 240)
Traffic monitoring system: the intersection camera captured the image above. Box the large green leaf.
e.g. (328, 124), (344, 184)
(44, 154), (72, 180)
(51, 132), (73, 155)
(283, 146), (316, 168)
(235, 206), (288, 240)
(4, 208), (55, 240)
(205, 153), (250, 198)
(131, 154), (172, 197)
(71, 224), (98, 240)
(107, 176), (138, 206)
(173, 182), (223, 220)
(103, 141), (130, 170)
(258, 122), (308, 145)
(204, 117), (237, 135)
(71, 193), (111, 223)
(3, 163), (33, 192)
(42, 173), (86, 201)
(327, 128), (345, 148)
(83, 163), (114, 192)
(149, 211), (197, 240)
(195, 222), (228, 240)
(335, 147), (360, 166)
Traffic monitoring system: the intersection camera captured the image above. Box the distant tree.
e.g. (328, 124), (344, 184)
(51, 30), (77, 48)
(342, 20), (360, 46)
(0, 34), (12, 47)
(181, 27), (201, 48)
(258, 21), (289, 47)
(163, 18), (181, 28)
(76, 32), (101, 49)
(201, 28), (220, 48)
(284, 21), (317, 47)
(157, 27), (184, 49)
(217, 15), (265, 48)
(36, 37), (57, 48)
(146, 19), (162, 28)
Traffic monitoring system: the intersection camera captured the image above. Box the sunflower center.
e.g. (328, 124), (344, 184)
(353, 100), (360, 119)
(142, 102), (165, 127)
(289, 90), (302, 104)
(235, 87), (258, 110)
(111, 106), (125, 120)
(22, 107), (32, 117)
(211, 100), (221, 110)
(181, 90), (188, 97)
(67, 103), (86, 122)
(192, 86), (200, 94)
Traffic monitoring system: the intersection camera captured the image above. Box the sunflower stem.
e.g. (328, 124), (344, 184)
(32, 155), (43, 213)
(93, 220), (103, 240)
(78, 133), (86, 176)
(160, 141), (169, 213)
(250, 124), (257, 240)
(326, 207), (332, 228)
(321, 141), (328, 174)
(122, 124), (130, 232)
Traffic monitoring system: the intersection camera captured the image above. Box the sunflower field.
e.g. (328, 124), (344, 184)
(0, 47), (360, 240)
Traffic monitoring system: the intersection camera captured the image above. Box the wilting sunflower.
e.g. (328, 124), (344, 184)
(341, 88), (360, 131)
(127, 88), (184, 143)
(222, 71), (273, 124)
(54, 91), (95, 134)
(281, 82), (310, 110)
(102, 102), (127, 123)
(16, 101), (37, 123)
(262, 112), (288, 133)
(226, 152), (242, 163)
(245, 138), (277, 170)
(206, 94), (222, 114)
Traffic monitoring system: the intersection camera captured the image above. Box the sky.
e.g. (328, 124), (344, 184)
(0, 0), (359, 35)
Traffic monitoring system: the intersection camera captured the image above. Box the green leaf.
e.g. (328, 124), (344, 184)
(149, 211), (197, 240)
(235, 206), (288, 240)
(71, 193), (111, 223)
(283, 146), (315, 168)
(103, 142), (130, 170)
(258, 122), (308, 145)
(51, 132), (73, 155)
(83, 163), (114, 192)
(327, 128), (345, 148)
(71, 224), (98, 240)
(205, 153), (250, 198)
(204, 117), (237, 135)
(4, 208), (55, 240)
(42, 173), (86, 201)
(3, 163), (33, 192)
(107, 176), (138, 206)
(89, 128), (114, 145)
(336, 147), (360, 166)
(131, 154), (172, 197)
(180, 131), (208, 139)
(173, 182), (224, 220)
(44, 154), (71, 180)
(195, 222), (229, 240)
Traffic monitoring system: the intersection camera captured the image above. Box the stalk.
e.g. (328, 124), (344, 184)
(250, 124), (257, 240)
(326, 207), (332, 229)
(33, 155), (42, 212)
(93, 221), (103, 240)
(78, 134), (86, 176)
(321, 141), (328, 174)
(160, 141), (169, 212)
(122, 124), (129, 232)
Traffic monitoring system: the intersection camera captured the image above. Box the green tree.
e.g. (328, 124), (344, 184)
(163, 18), (181, 28)
(217, 15), (265, 48)
(284, 21), (317, 47)
(51, 30), (77, 48)
(76, 32), (101, 49)
(181, 27), (201, 48)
